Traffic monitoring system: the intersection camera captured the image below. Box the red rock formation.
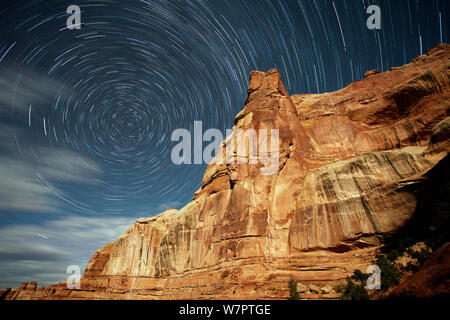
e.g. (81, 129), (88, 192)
(2, 43), (450, 300)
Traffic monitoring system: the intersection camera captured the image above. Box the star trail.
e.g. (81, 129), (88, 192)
(0, 0), (448, 287)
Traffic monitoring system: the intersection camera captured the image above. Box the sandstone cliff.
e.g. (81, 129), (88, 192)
(2, 43), (450, 300)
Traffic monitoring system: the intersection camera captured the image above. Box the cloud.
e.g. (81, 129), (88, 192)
(0, 64), (72, 115)
(0, 215), (136, 289)
(0, 123), (102, 212)
(0, 66), (100, 212)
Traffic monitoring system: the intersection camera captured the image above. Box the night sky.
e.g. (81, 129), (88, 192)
(0, 0), (448, 288)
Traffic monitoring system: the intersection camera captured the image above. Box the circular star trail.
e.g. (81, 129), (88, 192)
(0, 0), (448, 221)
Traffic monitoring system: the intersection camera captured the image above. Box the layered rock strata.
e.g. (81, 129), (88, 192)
(2, 43), (450, 300)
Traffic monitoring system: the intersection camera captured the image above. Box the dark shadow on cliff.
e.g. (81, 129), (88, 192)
(382, 154), (450, 257)
(377, 154), (450, 298)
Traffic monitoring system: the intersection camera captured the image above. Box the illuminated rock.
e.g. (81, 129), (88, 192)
(3, 43), (450, 300)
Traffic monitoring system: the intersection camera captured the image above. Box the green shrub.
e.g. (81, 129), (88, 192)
(351, 269), (370, 283)
(375, 254), (402, 291)
(406, 248), (432, 265)
(287, 279), (299, 300)
(404, 248), (433, 271)
(340, 274), (370, 300)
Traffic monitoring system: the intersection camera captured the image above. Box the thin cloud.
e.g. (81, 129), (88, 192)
(0, 123), (102, 212)
(0, 215), (136, 289)
(0, 64), (73, 115)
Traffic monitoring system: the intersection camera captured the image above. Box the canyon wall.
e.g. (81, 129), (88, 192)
(2, 43), (449, 300)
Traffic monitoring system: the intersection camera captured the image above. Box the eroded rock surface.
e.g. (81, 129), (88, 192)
(3, 44), (450, 300)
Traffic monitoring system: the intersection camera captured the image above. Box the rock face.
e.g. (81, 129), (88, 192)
(2, 44), (450, 300)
